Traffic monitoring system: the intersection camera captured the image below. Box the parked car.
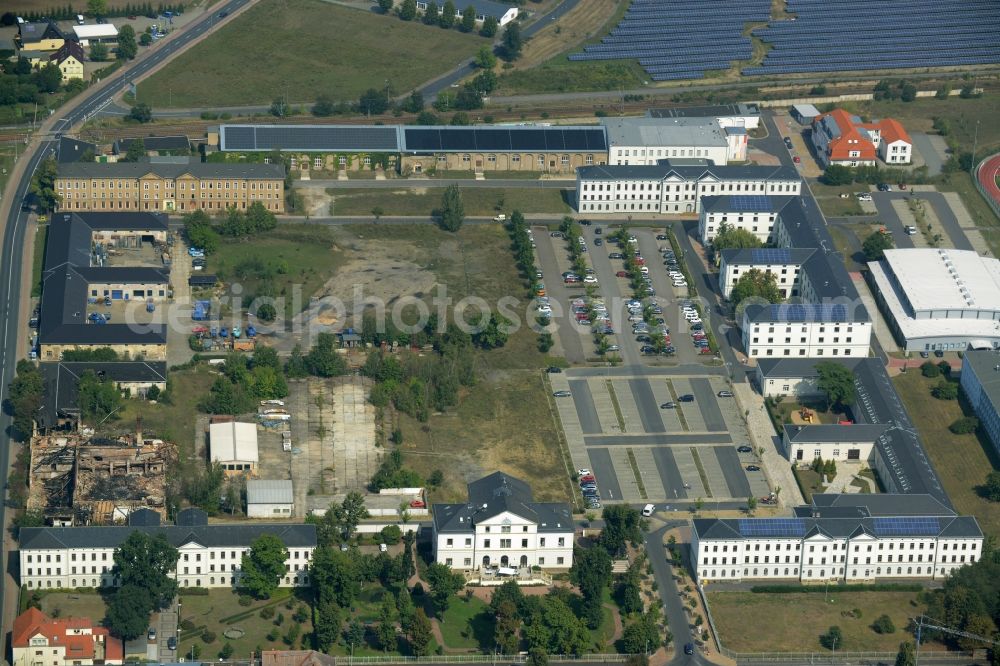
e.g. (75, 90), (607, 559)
(684, 644), (695, 656)
(717, 390), (734, 397)
(641, 503), (655, 517)
(678, 394), (695, 402)
(656, 234), (668, 240)
(148, 628), (157, 641)
(594, 238), (603, 246)
(746, 465), (761, 472)
(547, 366), (562, 373)
(660, 402), (676, 409)
(793, 156), (801, 163)
(167, 637), (176, 651)
(737, 445), (753, 453)
(553, 390), (572, 397)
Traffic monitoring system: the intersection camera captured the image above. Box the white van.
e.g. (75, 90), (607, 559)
(641, 503), (655, 517)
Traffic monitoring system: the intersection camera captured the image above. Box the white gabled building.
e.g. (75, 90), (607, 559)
(718, 247), (815, 299)
(782, 423), (887, 464)
(742, 303), (872, 359)
(18, 508), (315, 591)
(699, 195), (798, 245)
(575, 161), (801, 215)
(692, 494), (983, 584)
(432, 472), (574, 573)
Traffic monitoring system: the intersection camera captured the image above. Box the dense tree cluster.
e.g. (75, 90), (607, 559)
(730, 268), (782, 309)
(200, 349), (289, 414)
(815, 361), (856, 410)
(107, 532), (180, 640)
(862, 230), (895, 261)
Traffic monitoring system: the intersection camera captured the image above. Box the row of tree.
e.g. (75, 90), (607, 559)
(380, 0), (499, 38)
(1, 2), (185, 23)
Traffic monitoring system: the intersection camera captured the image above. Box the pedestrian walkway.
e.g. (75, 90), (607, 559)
(943, 191), (995, 258)
(732, 384), (804, 507)
(851, 273), (898, 353)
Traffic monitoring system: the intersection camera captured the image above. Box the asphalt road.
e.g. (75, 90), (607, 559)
(629, 378), (666, 433)
(0, 0), (251, 643)
(568, 379), (602, 433)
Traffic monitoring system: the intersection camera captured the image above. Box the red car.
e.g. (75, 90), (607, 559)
(793, 156), (801, 163)
(616, 270), (628, 277)
(634, 258), (646, 266)
(579, 475), (596, 483)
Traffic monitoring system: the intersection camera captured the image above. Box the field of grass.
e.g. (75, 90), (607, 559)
(208, 224), (345, 319)
(893, 371), (1000, 537)
(398, 370), (572, 504)
(810, 183), (868, 218)
(935, 170), (1000, 257)
(38, 591), (109, 622)
(327, 187), (573, 216)
(707, 590), (932, 653)
(137, 0), (485, 107)
(437, 596), (492, 650)
(793, 468), (824, 503)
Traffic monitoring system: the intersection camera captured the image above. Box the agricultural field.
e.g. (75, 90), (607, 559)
(136, 0), (486, 107)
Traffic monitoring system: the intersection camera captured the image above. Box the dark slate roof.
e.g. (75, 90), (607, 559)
(743, 302), (868, 324)
(113, 135), (191, 154)
(127, 508), (162, 526)
(577, 161), (799, 182)
(177, 507), (209, 526)
(19, 523), (317, 550)
(220, 125), (401, 152)
(693, 513), (981, 541)
(647, 103), (760, 119)
(38, 361), (167, 428)
(57, 137), (97, 164)
(38, 213), (169, 347)
(19, 21), (64, 44)
(960, 350), (1000, 410)
(783, 423), (888, 443)
(433, 472), (573, 534)
(57, 158), (284, 180)
(50, 40), (84, 64)
(701, 195), (797, 214)
(403, 126), (607, 154)
(756, 357), (870, 379)
(720, 247), (815, 266)
(809, 493), (956, 517)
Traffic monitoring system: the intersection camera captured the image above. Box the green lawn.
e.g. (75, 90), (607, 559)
(178, 588), (313, 659)
(793, 468), (824, 503)
(707, 590), (934, 653)
(137, 0), (486, 107)
(37, 591), (109, 622)
(497, 59), (649, 96)
(208, 224), (345, 319)
(437, 596), (493, 651)
(327, 187), (574, 216)
(893, 371), (1000, 537)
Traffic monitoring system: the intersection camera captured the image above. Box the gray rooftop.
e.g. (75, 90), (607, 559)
(647, 103), (760, 120)
(720, 247), (816, 266)
(220, 125), (401, 153)
(784, 423), (888, 443)
(577, 161), (799, 182)
(960, 350), (1000, 407)
(247, 480), (294, 505)
(433, 472), (573, 534)
(808, 493), (956, 517)
(694, 513), (981, 541)
(601, 116), (728, 148)
(743, 302), (868, 324)
(38, 361), (167, 429)
(701, 195), (797, 214)
(19, 522), (316, 550)
(57, 158), (284, 180)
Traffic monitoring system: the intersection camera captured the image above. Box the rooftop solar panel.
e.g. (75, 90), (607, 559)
(750, 248), (792, 264)
(730, 195), (772, 212)
(738, 518), (807, 537)
(872, 517), (940, 536)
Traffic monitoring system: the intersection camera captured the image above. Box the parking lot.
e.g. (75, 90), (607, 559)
(550, 367), (771, 505)
(533, 224), (713, 367)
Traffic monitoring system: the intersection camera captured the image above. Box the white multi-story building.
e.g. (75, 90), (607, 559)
(647, 103), (761, 130)
(432, 472), (574, 573)
(742, 303), (872, 359)
(782, 423), (887, 464)
(692, 494), (983, 584)
(18, 508), (316, 591)
(699, 195), (798, 245)
(575, 162), (801, 215)
(717, 247), (815, 299)
(811, 109), (912, 168)
(602, 117), (731, 166)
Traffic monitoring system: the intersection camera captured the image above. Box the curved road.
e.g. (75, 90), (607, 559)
(0, 0), (251, 643)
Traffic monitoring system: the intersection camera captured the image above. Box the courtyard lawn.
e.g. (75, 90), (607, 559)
(177, 588), (313, 659)
(437, 596), (493, 651)
(327, 187), (574, 217)
(36, 591), (108, 621)
(893, 371), (1000, 537)
(137, 0), (486, 107)
(707, 590), (937, 653)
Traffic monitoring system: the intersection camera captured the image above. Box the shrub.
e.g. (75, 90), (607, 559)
(202, 631), (217, 644)
(932, 381), (958, 400)
(266, 629), (278, 642)
(920, 361), (940, 378)
(949, 417), (979, 435)
(260, 607), (276, 620)
(238, 595), (253, 607)
(180, 619), (196, 631)
(872, 614), (896, 634)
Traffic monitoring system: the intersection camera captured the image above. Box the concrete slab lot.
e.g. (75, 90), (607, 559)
(558, 368), (769, 504)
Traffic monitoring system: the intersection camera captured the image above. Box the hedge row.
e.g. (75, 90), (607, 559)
(751, 583), (922, 594)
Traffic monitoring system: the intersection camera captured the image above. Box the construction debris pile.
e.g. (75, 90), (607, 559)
(28, 430), (173, 526)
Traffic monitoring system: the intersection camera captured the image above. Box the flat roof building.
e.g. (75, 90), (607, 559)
(868, 248), (1000, 352)
(72, 24), (119, 42)
(647, 103), (760, 129)
(601, 117), (731, 166)
(247, 480), (295, 518)
(209, 421), (259, 475)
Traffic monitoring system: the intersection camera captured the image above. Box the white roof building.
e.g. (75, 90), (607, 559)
(601, 117), (731, 166)
(247, 479), (294, 518)
(868, 248), (1000, 352)
(72, 24), (119, 41)
(209, 421), (259, 474)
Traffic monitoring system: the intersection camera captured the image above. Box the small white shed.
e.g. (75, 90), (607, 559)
(247, 479), (294, 518)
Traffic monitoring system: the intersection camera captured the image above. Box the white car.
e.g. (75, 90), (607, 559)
(583, 275), (598, 284)
(639, 266), (650, 274)
(537, 305), (553, 314)
(688, 318), (702, 325)
(641, 503), (655, 517)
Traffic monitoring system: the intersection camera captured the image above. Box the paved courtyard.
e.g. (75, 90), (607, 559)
(551, 367), (771, 505)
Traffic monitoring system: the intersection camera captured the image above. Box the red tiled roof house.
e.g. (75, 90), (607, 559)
(811, 109), (912, 168)
(12, 608), (124, 666)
